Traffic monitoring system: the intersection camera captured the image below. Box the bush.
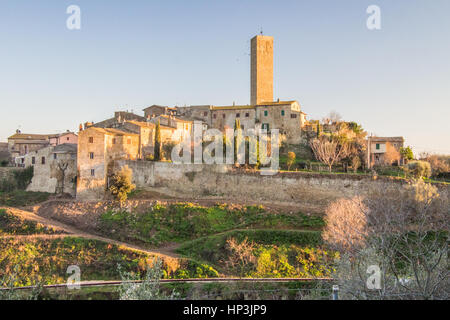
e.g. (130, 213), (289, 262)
(0, 178), (17, 193)
(162, 142), (176, 161)
(109, 165), (136, 202)
(12, 166), (34, 190)
(405, 160), (432, 178)
(286, 152), (296, 171)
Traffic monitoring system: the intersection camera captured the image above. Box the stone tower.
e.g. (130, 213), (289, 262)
(251, 35), (274, 105)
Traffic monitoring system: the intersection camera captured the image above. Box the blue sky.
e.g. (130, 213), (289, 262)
(1, 0), (449, 154)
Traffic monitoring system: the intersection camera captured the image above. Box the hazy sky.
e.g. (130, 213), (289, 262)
(1, 0), (449, 154)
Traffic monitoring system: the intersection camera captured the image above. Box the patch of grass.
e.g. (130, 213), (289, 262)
(177, 229), (323, 260)
(0, 236), (219, 287)
(98, 203), (324, 247)
(177, 230), (334, 278)
(0, 209), (63, 235)
(0, 191), (51, 207)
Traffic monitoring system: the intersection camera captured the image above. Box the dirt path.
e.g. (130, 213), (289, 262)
(0, 206), (181, 259)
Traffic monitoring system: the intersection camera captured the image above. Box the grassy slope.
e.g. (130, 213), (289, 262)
(98, 203), (324, 247)
(0, 191), (50, 207)
(0, 209), (63, 235)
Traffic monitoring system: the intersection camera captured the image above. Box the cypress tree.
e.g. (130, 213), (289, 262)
(154, 120), (162, 161)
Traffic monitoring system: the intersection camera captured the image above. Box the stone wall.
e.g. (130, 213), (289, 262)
(113, 160), (422, 213)
(0, 167), (20, 181)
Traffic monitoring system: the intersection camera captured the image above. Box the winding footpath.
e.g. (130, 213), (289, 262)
(0, 206), (181, 259)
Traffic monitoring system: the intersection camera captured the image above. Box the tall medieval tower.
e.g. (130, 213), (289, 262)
(251, 35), (274, 105)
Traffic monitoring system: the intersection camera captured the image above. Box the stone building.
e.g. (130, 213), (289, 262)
(77, 126), (140, 200)
(367, 136), (405, 168)
(25, 143), (77, 195)
(174, 35), (307, 144)
(8, 131), (50, 161)
(143, 105), (177, 119)
(48, 131), (78, 146)
(177, 100), (306, 144)
(251, 35), (274, 105)
(8, 130), (78, 165)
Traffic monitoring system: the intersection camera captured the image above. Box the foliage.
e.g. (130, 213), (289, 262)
(162, 141), (176, 161)
(154, 120), (162, 161)
(327, 180), (449, 299)
(0, 178), (17, 193)
(0, 236), (219, 288)
(0, 191), (50, 207)
(225, 237), (257, 277)
(322, 197), (368, 254)
(286, 152), (296, 171)
(351, 156), (361, 173)
(419, 154), (450, 179)
(0, 268), (43, 300)
(0, 209), (62, 235)
(179, 232), (333, 278)
(99, 203), (323, 247)
(310, 136), (349, 172)
(109, 165), (136, 202)
(118, 259), (179, 300)
(400, 146), (414, 161)
(405, 160), (432, 178)
(13, 166), (34, 190)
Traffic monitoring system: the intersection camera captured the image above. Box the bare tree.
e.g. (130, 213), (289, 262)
(225, 237), (257, 278)
(324, 181), (449, 300)
(310, 137), (349, 172)
(57, 161), (69, 194)
(327, 111), (342, 124)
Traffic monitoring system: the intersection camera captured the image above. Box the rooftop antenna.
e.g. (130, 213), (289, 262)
(260, 28), (263, 35)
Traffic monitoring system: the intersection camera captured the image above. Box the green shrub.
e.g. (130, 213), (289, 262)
(12, 166), (34, 190)
(405, 160), (432, 178)
(0, 191), (50, 207)
(99, 203), (323, 247)
(0, 178), (17, 193)
(109, 165), (136, 202)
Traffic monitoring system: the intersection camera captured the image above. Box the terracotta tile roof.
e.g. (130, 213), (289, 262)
(8, 133), (50, 141)
(369, 137), (404, 142)
(88, 127), (139, 136)
(257, 100), (298, 106)
(53, 143), (77, 153)
(211, 105), (255, 111)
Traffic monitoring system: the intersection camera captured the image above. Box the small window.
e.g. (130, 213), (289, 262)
(67, 137), (70, 141)
(90, 169), (95, 177)
(213, 114), (217, 119)
(32, 157), (35, 165)
(262, 123), (269, 131)
(290, 114), (297, 119)
(236, 113), (240, 118)
(41, 157), (46, 165)
(264, 110), (268, 116)
(89, 137), (94, 143)
(53, 153), (57, 160)
(222, 114), (226, 119)
(203, 112), (208, 117)
(281, 110), (285, 116)
(112, 138), (116, 144)
(245, 113), (249, 118)
(376, 144), (380, 150)
(89, 152), (94, 159)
